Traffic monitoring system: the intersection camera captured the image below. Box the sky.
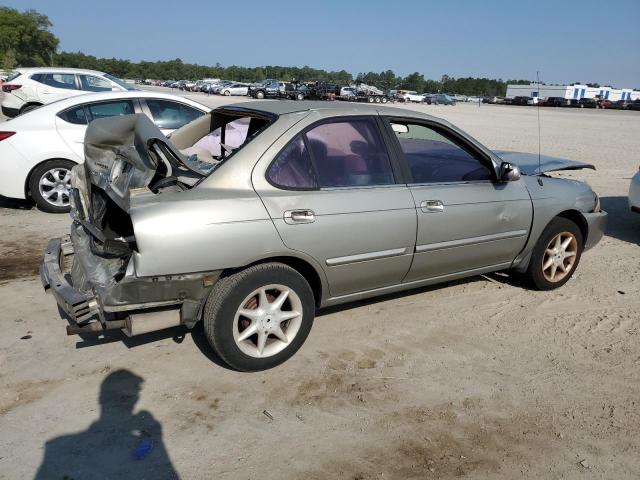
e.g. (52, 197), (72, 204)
(5, 0), (640, 87)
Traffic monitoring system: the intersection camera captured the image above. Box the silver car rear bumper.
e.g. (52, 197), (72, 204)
(40, 236), (101, 323)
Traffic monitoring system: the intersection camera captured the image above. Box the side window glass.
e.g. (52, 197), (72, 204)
(391, 122), (493, 183)
(38, 73), (77, 90)
(86, 100), (134, 120)
(58, 105), (89, 125)
(268, 135), (318, 189)
(145, 99), (204, 129)
(306, 118), (394, 188)
(79, 75), (113, 92)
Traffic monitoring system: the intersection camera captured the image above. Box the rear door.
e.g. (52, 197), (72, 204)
(254, 115), (417, 298)
(55, 99), (139, 160)
(384, 117), (532, 282)
(35, 73), (83, 103)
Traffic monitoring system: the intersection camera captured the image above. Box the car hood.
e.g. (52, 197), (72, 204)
(494, 151), (596, 175)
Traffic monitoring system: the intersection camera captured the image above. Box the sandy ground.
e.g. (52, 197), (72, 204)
(1, 90), (639, 480)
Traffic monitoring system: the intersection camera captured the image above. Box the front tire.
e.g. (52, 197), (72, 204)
(296, 92), (304, 101)
(28, 159), (75, 213)
(255, 91), (265, 99)
(524, 217), (584, 290)
(203, 263), (315, 371)
(223, 90), (231, 96)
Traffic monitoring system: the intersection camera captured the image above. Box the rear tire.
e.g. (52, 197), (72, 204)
(203, 263), (315, 371)
(223, 90), (231, 96)
(523, 217), (584, 290)
(28, 159), (75, 213)
(296, 93), (304, 101)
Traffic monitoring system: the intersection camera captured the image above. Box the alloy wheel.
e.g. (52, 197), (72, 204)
(38, 168), (71, 208)
(542, 232), (578, 283)
(233, 284), (303, 358)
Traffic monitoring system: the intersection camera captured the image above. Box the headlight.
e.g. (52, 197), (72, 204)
(593, 192), (600, 212)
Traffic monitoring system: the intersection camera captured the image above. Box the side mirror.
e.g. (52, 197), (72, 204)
(500, 162), (521, 182)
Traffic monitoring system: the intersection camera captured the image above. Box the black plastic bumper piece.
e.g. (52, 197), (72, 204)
(40, 236), (101, 323)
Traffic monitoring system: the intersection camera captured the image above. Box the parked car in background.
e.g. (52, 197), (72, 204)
(0, 91), (209, 213)
(629, 168), (640, 214)
(596, 99), (613, 109)
(248, 79), (281, 99)
(431, 94), (456, 105)
(610, 100), (632, 110)
(507, 96), (530, 106)
(1, 67), (134, 118)
(450, 94), (467, 102)
(466, 96), (482, 103)
(628, 100), (640, 111)
(401, 91), (426, 103)
(540, 97), (569, 107)
(212, 81), (234, 94)
(578, 98), (597, 108)
(482, 96), (505, 104)
(220, 83), (249, 96)
(282, 83), (311, 100)
(40, 102), (606, 371)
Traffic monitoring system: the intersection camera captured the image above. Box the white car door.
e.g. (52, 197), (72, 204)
(36, 73), (84, 104)
(55, 99), (138, 161)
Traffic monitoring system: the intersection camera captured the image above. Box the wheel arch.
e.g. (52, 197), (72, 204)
(556, 209), (588, 244)
(513, 209), (588, 273)
(25, 157), (79, 197)
(220, 255), (326, 308)
(19, 102), (43, 114)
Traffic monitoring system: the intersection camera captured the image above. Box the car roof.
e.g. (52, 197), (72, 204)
(4, 91), (211, 126)
(16, 67), (107, 76)
(221, 100), (442, 121)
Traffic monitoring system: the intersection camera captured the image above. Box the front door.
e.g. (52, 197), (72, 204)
(385, 118), (532, 282)
(256, 116), (417, 298)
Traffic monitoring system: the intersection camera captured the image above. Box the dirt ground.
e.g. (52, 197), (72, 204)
(1, 92), (639, 480)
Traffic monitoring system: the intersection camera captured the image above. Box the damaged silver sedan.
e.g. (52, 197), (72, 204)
(41, 102), (607, 371)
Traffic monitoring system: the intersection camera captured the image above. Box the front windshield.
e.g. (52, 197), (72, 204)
(104, 73), (137, 91)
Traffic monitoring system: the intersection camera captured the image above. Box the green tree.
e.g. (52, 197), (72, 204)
(0, 7), (59, 67)
(1, 48), (17, 70)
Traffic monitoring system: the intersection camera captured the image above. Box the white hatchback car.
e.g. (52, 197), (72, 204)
(1, 67), (134, 118)
(0, 91), (209, 212)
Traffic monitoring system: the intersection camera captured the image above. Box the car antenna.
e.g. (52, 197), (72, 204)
(536, 71), (543, 186)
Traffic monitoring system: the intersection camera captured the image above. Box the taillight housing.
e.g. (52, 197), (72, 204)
(2, 84), (21, 93)
(0, 132), (16, 142)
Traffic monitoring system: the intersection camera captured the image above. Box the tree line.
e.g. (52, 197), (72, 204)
(1, 6), (530, 96)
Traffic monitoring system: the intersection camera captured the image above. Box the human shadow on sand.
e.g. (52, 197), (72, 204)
(35, 369), (179, 480)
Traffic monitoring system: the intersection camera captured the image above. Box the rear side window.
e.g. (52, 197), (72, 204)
(268, 118), (395, 189)
(86, 100), (135, 120)
(79, 75), (113, 92)
(34, 73), (77, 90)
(145, 99), (204, 129)
(268, 135), (317, 189)
(306, 118), (394, 188)
(58, 105), (89, 125)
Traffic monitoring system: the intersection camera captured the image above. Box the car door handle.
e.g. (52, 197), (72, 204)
(284, 209), (315, 224)
(420, 200), (444, 213)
